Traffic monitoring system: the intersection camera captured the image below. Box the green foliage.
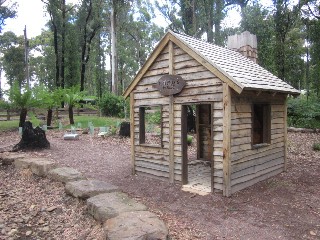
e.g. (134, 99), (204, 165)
(187, 135), (193, 146)
(0, 1), (17, 33)
(27, 112), (42, 127)
(63, 85), (86, 108)
(145, 108), (161, 125)
(287, 94), (320, 128)
(313, 143), (320, 151)
(98, 92), (128, 118)
(33, 85), (64, 110)
(9, 82), (36, 110)
(0, 99), (11, 110)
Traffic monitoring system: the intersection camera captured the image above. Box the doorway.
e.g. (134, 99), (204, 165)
(181, 104), (213, 194)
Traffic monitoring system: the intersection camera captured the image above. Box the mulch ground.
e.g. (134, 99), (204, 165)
(0, 129), (319, 239)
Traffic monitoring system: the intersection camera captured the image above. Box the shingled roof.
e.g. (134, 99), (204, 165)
(123, 30), (300, 98)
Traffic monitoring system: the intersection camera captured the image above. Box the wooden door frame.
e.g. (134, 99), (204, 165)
(181, 103), (214, 190)
(181, 105), (188, 184)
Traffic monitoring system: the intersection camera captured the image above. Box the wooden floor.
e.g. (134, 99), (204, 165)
(182, 160), (211, 195)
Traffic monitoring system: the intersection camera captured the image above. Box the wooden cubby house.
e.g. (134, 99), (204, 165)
(123, 30), (300, 197)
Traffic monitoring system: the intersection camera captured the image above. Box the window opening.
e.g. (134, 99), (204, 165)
(252, 104), (271, 145)
(139, 106), (162, 146)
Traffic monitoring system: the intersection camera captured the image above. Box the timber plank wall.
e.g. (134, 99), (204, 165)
(132, 43), (224, 190)
(230, 91), (287, 194)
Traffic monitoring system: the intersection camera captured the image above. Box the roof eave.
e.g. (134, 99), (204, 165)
(242, 87), (301, 96)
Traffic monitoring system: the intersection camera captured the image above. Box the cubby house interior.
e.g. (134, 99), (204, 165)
(123, 30), (300, 197)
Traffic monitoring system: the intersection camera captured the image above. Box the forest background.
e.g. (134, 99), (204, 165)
(0, 0), (320, 128)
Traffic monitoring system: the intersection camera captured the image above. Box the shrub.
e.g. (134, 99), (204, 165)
(287, 94), (320, 129)
(146, 107), (161, 125)
(313, 143), (320, 151)
(187, 135), (193, 146)
(98, 93), (128, 118)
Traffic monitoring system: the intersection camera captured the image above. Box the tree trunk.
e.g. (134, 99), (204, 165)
(68, 105), (74, 125)
(111, 1), (118, 95)
(206, 0), (214, 43)
(60, 0), (66, 90)
(13, 121), (50, 151)
(213, 0), (223, 46)
(47, 108), (53, 126)
(19, 108), (28, 127)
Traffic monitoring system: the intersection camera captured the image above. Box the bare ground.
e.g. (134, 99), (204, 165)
(0, 129), (320, 239)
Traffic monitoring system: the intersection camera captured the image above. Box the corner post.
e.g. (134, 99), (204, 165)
(284, 96), (288, 171)
(169, 41), (175, 183)
(130, 92), (136, 175)
(223, 83), (231, 196)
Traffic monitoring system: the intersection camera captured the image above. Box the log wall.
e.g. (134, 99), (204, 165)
(230, 91), (287, 194)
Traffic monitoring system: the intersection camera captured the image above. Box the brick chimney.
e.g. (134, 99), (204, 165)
(227, 31), (258, 63)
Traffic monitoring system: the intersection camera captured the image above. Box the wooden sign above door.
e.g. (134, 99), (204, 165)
(155, 75), (186, 96)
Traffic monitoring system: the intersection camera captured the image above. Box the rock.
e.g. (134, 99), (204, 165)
(30, 158), (57, 177)
(47, 206), (58, 212)
(29, 205), (36, 211)
(8, 229), (18, 236)
(14, 158), (37, 169)
(42, 226), (50, 232)
(26, 230), (32, 236)
(87, 192), (147, 222)
(48, 167), (87, 183)
(38, 219), (45, 224)
(65, 180), (118, 199)
(310, 231), (316, 236)
(1, 153), (27, 165)
(104, 211), (168, 240)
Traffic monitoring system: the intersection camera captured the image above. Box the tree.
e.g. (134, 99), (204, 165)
(0, 31), (18, 98)
(240, 3), (276, 73)
(33, 85), (63, 126)
(0, 0), (17, 33)
(77, 0), (102, 92)
(9, 82), (35, 127)
(273, 0), (301, 81)
(2, 44), (25, 88)
(63, 85), (86, 124)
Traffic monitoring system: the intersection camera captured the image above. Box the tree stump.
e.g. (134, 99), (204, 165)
(119, 122), (130, 137)
(13, 121), (50, 151)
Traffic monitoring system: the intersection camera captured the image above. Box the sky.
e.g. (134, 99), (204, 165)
(3, 0), (80, 37)
(0, 0), (243, 92)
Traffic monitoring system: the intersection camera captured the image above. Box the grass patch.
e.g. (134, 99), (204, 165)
(313, 143), (320, 151)
(0, 120), (19, 131)
(63, 116), (124, 129)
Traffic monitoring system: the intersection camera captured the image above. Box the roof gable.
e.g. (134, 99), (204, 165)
(124, 30), (300, 98)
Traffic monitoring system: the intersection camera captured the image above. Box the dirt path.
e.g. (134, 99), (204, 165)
(1, 130), (320, 239)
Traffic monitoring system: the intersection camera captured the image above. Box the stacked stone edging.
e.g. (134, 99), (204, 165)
(288, 127), (320, 133)
(0, 152), (169, 239)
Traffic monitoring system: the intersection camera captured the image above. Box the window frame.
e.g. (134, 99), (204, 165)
(252, 103), (271, 148)
(139, 105), (163, 148)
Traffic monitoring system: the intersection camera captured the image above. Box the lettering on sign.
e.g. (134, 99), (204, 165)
(155, 75), (186, 96)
